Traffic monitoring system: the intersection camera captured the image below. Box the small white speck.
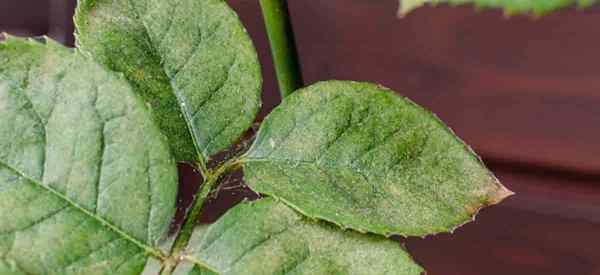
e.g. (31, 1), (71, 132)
(269, 138), (275, 148)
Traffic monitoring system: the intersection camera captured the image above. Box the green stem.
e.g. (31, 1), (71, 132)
(259, 0), (303, 98)
(169, 158), (241, 258)
(159, 260), (176, 275)
(170, 175), (217, 255)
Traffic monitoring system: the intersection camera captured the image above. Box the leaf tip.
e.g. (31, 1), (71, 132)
(488, 184), (515, 205)
(465, 181), (513, 216)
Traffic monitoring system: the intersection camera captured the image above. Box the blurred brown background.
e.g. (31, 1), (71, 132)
(2, 1), (600, 274)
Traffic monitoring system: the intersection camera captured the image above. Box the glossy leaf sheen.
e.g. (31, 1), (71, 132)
(0, 37), (177, 274)
(75, 0), (262, 161)
(243, 81), (513, 237)
(399, 0), (599, 16)
(177, 198), (423, 275)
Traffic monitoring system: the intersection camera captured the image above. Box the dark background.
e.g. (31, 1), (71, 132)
(2, 1), (600, 274)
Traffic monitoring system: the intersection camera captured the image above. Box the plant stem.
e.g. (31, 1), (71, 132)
(169, 158), (241, 257)
(259, 0), (303, 98)
(170, 175), (217, 255)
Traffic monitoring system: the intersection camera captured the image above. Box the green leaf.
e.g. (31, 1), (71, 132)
(242, 81), (513, 237)
(177, 198), (424, 275)
(172, 263), (217, 275)
(75, 0), (262, 162)
(0, 36), (177, 274)
(399, 0), (599, 16)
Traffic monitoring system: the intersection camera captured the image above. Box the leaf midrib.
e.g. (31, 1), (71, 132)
(125, 0), (205, 161)
(0, 159), (164, 259)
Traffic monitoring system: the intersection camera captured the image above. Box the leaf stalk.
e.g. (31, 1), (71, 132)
(164, 157), (241, 273)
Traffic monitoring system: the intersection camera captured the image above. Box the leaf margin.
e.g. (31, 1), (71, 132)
(241, 80), (514, 238)
(0, 34), (180, 273)
(398, 0), (599, 17)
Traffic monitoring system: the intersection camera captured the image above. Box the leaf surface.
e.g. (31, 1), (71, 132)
(177, 198), (423, 275)
(0, 36), (177, 274)
(399, 0), (599, 16)
(243, 81), (512, 237)
(75, 0), (262, 161)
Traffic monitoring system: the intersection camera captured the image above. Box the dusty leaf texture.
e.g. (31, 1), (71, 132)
(0, 36), (177, 274)
(243, 81), (513, 237)
(75, 0), (262, 161)
(176, 198), (424, 275)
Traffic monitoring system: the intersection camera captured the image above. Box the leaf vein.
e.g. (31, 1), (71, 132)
(0, 205), (67, 235)
(0, 160), (163, 258)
